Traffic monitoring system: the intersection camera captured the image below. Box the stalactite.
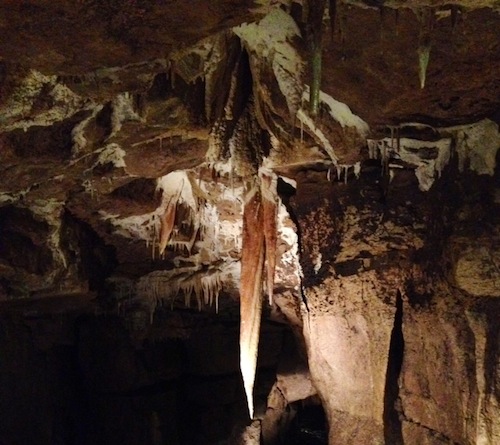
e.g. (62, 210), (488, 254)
(418, 44), (431, 89)
(138, 265), (225, 314)
(354, 162), (361, 178)
(240, 186), (265, 419)
(260, 172), (278, 306)
(307, 0), (327, 117)
(310, 42), (322, 117)
(396, 125), (401, 152)
(389, 125), (395, 150)
(338, 2), (347, 47)
(151, 215), (157, 260)
(169, 60), (176, 89)
(417, 8), (434, 90)
(379, 5), (386, 41)
(158, 199), (177, 257)
(368, 139), (378, 159)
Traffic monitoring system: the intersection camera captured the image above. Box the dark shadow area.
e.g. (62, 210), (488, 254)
(0, 205), (54, 277)
(60, 210), (117, 293)
(283, 398), (328, 445)
(383, 291), (405, 445)
(6, 111), (89, 160)
(0, 309), (291, 445)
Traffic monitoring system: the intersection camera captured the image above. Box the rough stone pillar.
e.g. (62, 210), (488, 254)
(301, 271), (397, 445)
(289, 172), (402, 444)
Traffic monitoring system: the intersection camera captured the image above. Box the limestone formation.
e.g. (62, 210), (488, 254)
(0, 1), (499, 444)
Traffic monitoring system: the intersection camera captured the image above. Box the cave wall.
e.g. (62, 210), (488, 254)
(292, 162), (500, 444)
(0, 306), (295, 445)
(1, 1), (500, 445)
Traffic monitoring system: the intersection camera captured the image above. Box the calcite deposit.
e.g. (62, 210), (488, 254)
(0, 1), (499, 444)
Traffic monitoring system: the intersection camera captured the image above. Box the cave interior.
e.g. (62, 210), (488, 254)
(0, 1), (500, 444)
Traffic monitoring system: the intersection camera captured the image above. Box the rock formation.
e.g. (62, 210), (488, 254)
(0, 1), (499, 444)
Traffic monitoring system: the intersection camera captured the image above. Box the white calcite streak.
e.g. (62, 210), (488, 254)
(303, 86), (370, 137)
(71, 104), (104, 156)
(297, 87), (369, 166)
(296, 108), (339, 164)
(0, 70), (91, 132)
(367, 136), (452, 191)
(368, 119), (500, 191)
(109, 92), (143, 136)
(445, 119), (500, 176)
(234, 8), (305, 116)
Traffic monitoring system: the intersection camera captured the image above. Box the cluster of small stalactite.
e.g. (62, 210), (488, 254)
(137, 265), (225, 317)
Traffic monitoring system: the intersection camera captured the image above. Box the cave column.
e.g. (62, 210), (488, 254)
(290, 173), (399, 444)
(301, 272), (398, 445)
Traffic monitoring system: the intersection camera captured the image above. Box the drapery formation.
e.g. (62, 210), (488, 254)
(239, 172), (278, 419)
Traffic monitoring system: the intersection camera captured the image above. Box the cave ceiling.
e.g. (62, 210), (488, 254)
(0, 0), (499, 307)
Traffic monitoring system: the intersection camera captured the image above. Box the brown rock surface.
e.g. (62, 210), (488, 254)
(0, 1), (500, 444)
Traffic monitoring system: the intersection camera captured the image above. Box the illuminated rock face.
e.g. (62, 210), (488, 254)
(1, 1), (500, 445)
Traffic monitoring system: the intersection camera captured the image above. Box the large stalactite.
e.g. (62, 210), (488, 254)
(239, 170), (280, 419)
(240, 185), (266, 419)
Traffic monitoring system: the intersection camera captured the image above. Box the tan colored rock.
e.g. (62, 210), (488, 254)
(303, 270), (398, 445)
(399, 283), (500, 445)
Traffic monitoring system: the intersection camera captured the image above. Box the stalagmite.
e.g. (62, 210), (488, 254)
(260, 172), (278, 305)
(240, 186), (265, 419)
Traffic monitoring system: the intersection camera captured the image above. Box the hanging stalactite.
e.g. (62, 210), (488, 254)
(417, 44), (431, 89)
(239, 169), (279, 418)
(307, 0), (327, 117)
(260, 170), (278, 305)
(417, 8), (434, 90)
(158, 199), (177, 256)
(239, 185), (265, 419)
(158, 183), (183, 257)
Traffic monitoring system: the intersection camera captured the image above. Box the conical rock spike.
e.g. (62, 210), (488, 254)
(417, 8), (434, 90)
(158, 184), (183, 256)
(240, 186), (265, 419)
(418, 44), (431, 89)
(260, 170), (278, 306)
(158, 201), (176, 256)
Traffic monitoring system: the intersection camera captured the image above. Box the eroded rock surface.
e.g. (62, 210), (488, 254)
(1, 1), (500, 444)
